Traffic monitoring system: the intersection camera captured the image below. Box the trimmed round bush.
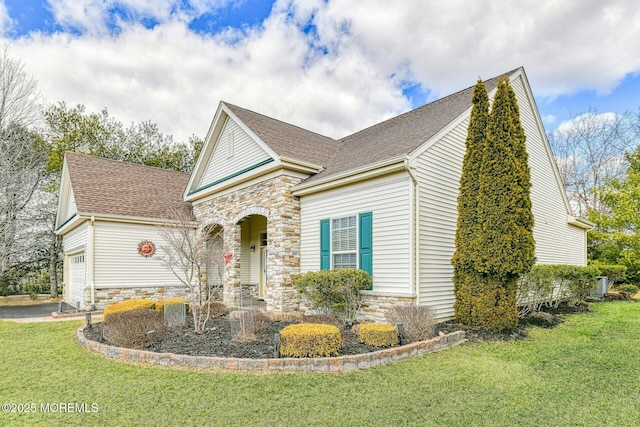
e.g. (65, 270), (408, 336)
(279, 323), (341, 358)
(358, 323), (399, 347)
(155, 297), (189, 313)
(103, 299), (155, 322)
(618, 284), (638, 296)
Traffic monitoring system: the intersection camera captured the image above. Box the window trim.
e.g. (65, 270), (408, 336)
(320, 212), (373, 280)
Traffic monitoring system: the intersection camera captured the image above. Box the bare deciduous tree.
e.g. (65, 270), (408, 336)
(548, 109), (637, 217)
(0, 124), (47, 276)
(159, 207), (224, 333)
(0, 44), (43, 129)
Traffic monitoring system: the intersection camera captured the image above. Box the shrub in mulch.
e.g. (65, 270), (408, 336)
(385, 305), (437, 342)
(103, 309), (166, 349)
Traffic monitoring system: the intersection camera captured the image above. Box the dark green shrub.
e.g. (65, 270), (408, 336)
(103, 309), (166, 348)
(0, 273), (21, 296)
(517, 265), (559, 316)
(292, 269), (372, 325)
(590, 263), (627, 287)
(618, 284), (638, 296)
(561, 265), (601, 304)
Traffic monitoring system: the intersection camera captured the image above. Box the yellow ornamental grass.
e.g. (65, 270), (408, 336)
(155, 297), (190, 313)
(358, 323), (399, 347)
(279, 323), (341, 358)
(103, 299), (155, 322)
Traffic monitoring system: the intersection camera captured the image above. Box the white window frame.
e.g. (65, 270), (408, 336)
(331, 215), (357, 270)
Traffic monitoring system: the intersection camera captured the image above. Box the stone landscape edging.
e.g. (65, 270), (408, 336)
(77, 327), (466, 372)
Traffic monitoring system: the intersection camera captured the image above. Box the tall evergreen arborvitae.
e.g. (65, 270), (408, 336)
(473, 77), (535, 331)
(452, 80), (489, 324)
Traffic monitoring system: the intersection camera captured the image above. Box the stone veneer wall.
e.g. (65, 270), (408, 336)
(89, 286), (187, 310)
(358, 294), (417, 323)
(192, 174), (303, 313)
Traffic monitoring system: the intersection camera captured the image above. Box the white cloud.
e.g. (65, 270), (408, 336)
(3, 0), (640, 143)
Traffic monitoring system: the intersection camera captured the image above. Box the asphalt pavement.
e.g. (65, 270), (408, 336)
(0, 302), (74, 319)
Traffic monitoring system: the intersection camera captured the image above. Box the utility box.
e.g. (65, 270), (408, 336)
(592, 276), (609, 297)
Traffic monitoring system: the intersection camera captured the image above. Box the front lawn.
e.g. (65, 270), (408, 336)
(2, 302), (640, 426)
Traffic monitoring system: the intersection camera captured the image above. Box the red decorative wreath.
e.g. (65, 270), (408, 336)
(138, 240), (156, 258)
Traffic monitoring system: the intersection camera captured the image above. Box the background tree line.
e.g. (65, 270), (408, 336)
(0, 46), (202, 297)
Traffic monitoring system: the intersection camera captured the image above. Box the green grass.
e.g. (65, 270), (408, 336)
(2, 302), (640, 426)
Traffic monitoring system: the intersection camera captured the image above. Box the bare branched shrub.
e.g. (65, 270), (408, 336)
(253, 311), (272, 335)
(385, 305), (437, 342)
(103, 309), (165, 348)
(230, 310), (256, 342)
(159, 208), (225, 333)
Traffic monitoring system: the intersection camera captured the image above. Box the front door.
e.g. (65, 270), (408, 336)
(259, 247), (266, 299)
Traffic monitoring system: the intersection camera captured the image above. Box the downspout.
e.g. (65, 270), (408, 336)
(88, 216), (96, 306)
(404, 158), (419, 304)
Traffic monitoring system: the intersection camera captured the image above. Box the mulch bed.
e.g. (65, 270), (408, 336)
(84, 315), (383, 358)
(83, 302), (589, 359)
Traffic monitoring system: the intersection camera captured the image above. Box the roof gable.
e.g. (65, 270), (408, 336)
(57, 152), (191, 231)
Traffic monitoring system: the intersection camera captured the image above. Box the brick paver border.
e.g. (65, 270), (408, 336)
(77, 327), (466, 372)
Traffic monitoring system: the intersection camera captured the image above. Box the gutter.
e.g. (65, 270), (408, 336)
(404, 158), (420, 303)
(567, 215), (595, 230)
(292, 155), (407, 196)
(89, 216), (95, 306)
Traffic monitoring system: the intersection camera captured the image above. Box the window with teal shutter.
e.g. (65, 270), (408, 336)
(358, 212), (373, 285)
(320, 219), (330, 270)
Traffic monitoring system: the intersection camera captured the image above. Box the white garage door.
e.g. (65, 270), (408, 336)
(69, 253), (86, 309)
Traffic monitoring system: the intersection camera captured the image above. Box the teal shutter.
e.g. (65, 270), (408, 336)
(358, 212), (373, 284)
(320, 219), (330, 270)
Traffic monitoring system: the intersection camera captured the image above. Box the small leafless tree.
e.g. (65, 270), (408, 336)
(548, 109), (637, 217)
(0, 44), (43, 130)
(0, 124), (47, 276)
(159, 207), (224, 333)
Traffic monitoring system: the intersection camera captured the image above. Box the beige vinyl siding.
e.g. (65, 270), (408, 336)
(300, 173), (412, 295)
(415, 119), (468, 318)
(93, 221), (183, 288)
(200, 117), (272, 188)
(66, 187), (77, 219)
(63, 222), (88, 252)
(415, 73), (587, 318)
(510, 75), (587, 265)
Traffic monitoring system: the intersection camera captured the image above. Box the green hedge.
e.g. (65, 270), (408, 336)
(517, 264), (601, 316)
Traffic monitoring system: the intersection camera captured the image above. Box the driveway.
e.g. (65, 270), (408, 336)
(0, 302), (75, 320)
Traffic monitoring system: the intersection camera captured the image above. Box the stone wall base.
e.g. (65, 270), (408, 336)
(358, 294), (417, 323)
(74, 286), (187, 310)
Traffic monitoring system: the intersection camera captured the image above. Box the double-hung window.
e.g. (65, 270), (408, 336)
(332, 216), (357, 269)
(320, 212), (372, 283)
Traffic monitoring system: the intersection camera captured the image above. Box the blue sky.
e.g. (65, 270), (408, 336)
(1, 0), (638, 141)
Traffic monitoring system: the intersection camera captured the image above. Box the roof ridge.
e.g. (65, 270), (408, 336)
(339, 68), (518, 143)
(65, 151), (191, 176)
(223, 101), (338, 143)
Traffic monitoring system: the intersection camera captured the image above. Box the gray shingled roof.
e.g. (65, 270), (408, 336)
(224, 102), (342, 167)
(223, 70), (515, 184)
(307, 71), (512, 182)
(65, 152), (192, 220)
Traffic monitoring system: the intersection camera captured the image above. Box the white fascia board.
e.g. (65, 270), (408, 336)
(184, 161), (282, 202)
(291, 156), (407, 196)
(567, 215), (595, 230)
